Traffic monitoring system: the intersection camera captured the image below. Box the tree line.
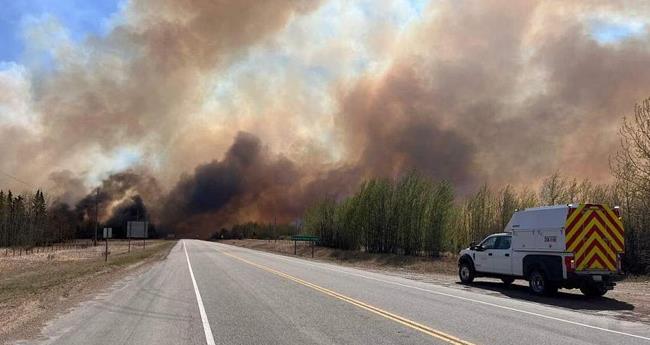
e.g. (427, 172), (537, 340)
(212, 221), (298, 240)
(0, 189), (156, 249)
(301, 171), (648, 273)
(0, 190), (77, 248)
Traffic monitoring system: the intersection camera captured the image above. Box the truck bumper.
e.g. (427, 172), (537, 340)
(565, 272), (623, 289)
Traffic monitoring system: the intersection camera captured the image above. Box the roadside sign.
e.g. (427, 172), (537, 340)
(291, 235), (319, 257)
(291, 235), (319, 242)
(127, 221), (148, 238)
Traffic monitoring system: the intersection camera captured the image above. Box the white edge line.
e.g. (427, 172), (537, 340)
(216, 242), (650, 342)
(185, 241), (217, 345)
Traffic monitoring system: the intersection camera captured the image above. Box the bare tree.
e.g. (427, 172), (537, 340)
(613, 98), (650, 194)
(539, 171), (568, 205)
(612, 97), (650, 274)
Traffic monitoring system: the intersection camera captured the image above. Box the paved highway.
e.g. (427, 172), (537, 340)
(23, 240), (650, 345)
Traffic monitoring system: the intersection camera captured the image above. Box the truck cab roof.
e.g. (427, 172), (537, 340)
(485, 232), (510, 237)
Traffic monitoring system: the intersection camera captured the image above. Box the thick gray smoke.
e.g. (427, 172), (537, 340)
(159, 132), (306, 237)
(74, 171), (160, 224)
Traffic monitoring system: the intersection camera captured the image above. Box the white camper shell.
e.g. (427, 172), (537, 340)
(505, 205), (569, 252)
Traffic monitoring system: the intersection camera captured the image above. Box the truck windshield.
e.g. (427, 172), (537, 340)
(479, 236), (497, 249)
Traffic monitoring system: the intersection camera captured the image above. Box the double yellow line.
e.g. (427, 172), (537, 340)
(221, 251), (475, 345)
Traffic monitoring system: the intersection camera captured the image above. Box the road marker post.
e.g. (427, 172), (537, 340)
(102, 228), (112, 262)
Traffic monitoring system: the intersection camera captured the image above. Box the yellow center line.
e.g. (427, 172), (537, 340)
(221, 251), (476, 345)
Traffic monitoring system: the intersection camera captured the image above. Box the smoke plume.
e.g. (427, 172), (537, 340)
(2, 0), (650, 237)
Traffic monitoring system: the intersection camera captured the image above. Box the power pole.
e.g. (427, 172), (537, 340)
(93, 188), (98, 246)
(127, 221), (131, 253)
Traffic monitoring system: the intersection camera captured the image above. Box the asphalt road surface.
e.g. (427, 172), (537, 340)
(21, 240), (650, 345)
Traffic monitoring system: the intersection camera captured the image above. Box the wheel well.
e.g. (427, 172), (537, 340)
(459, 254), (475, 269)
(523, 255), (563, 281)
(525, 263), (544, 279)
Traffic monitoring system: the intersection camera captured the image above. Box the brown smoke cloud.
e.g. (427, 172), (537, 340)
(1, 0), (320, 189)
(3, 0), (650, 237)
(337, 0), (650, 189)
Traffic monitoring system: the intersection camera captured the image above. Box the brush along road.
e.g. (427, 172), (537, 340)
(20, 240), (650, 345)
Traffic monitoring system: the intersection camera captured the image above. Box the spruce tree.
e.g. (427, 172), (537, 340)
(6, 191), (13, 247)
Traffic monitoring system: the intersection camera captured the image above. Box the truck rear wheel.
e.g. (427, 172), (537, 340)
(528, 270), (556, 295)
(580, 284), (608, 298)
(459, 262), (475, 284)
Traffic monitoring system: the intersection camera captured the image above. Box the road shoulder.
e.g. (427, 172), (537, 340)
(220, 239), (650, 325)
(0, 240), (175, 344)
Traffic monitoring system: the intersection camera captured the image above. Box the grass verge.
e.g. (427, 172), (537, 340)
(0, 240), (176, 343)
(219, 239), (458, 275)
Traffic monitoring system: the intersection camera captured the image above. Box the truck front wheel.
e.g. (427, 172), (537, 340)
(580, 284), (608, 298)
(459, 262), (475, 284)
(528, 270), (557, 296)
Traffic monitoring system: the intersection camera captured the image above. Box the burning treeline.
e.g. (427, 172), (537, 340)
(2, 1), (650, 272)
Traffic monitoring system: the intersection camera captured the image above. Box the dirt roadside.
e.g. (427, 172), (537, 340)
(220, 239), (650, 324)
(0, 240), (176, 344)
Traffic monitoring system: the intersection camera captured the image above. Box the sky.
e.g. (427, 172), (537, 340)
(1, 0), (650, 230)
(0, 1), (643, 63)
(0, 1), (121, 61)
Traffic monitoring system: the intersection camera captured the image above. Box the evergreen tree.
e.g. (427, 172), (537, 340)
(13, 195), (26, 246)
(30, 190), (48, 245)
(6, 191), (14, 247)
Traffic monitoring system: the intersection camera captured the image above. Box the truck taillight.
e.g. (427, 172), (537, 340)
(564, 256), (576, 273)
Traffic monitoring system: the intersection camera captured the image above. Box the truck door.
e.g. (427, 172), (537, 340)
(474, 236), (497, 272)
(487, 235), (513, 275)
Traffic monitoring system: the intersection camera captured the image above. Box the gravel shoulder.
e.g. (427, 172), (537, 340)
(220, 239), (650, 324)
(0, 240), (176, 344)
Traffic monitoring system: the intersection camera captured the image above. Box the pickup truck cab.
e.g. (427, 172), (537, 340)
(458, 204), (625, 297)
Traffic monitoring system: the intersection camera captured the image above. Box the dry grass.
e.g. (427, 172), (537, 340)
(0, 240), (157, 275)
(219, 239), (459, 275)
(0, 240), (175, 343)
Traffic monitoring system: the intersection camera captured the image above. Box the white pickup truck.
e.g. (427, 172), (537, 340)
(458, 204), (625, 296)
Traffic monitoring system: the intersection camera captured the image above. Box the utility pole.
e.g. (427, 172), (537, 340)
(127, 221), (131, 253)
(93, 188), (98, 246)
